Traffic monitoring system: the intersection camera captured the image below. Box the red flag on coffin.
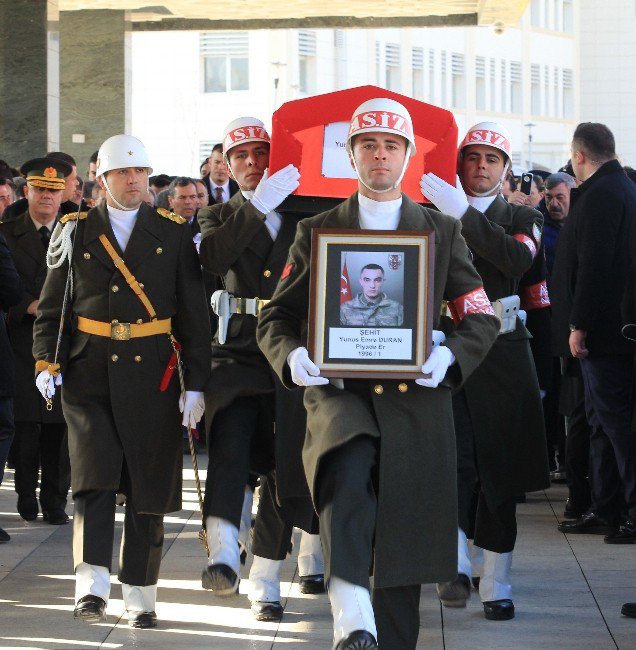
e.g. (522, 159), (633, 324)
(341, 260), (352, 304)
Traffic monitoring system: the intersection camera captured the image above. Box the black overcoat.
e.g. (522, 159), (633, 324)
(257, 193), (500, 588)
(0, 231), (22, 397)
(32, 202), (211, 514)
(198, 192), (308, 497)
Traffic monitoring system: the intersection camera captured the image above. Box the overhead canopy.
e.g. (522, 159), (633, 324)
(58, 1), (530, 29)
(269, 85), (458, 201)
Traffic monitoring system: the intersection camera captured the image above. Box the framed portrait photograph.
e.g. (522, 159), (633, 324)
(308, 229), (435, 379)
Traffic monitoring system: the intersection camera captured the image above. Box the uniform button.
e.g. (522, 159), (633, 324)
(83, 252), (91, 260)
(134, 355), (142, 363)
(111, 354), (119, 362)
(398, 382), (408, 393)
(112, 285), (119, 293)
(156, 247), (163, 254)
(138, 283), (144, 289)
(373, 384), (384, 395)
(136, 319), (143, 324)
(263, 269), (272, 278)
(111, 319), (118, 324)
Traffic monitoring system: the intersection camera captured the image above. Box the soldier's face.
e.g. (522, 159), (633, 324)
(359, 268), (385, 300)
(351, 134), (407, 195)
(100, 167), (149, 209)
(168, 183), (197, 220)
(227, 142), (270, 191)
(209, 151), (229, 185)
(26, 184), (63, 223)
(460, 145), (506, 196)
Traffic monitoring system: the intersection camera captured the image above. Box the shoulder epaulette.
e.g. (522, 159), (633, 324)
(157, 208), (186, 224)
(60, 211), (89, 224)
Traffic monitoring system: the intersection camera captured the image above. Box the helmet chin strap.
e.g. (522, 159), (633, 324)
(352, 149), (411, 196)
(101, 175), (144, 211)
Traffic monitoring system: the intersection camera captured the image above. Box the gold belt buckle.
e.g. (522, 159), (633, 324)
(255, 298), (270, 314)
(111, 322), (131, 340)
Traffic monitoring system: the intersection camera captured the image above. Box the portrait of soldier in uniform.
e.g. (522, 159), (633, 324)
(340, 262), (404, 326)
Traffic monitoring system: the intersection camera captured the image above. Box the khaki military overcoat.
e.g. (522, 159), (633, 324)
(257, 193), (500, 588)
(33, 202), (211, 514)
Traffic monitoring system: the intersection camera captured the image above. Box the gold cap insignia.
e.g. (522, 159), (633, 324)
(43, 167), (58, 178)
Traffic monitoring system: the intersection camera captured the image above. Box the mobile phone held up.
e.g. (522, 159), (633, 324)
(520, 172), (534, 195)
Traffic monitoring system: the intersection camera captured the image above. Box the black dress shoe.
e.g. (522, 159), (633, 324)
(128, 610), (157, 628)
(604, 519), (636, 544)
(621, 602), (636, 618)
(563, 499), (587, 519)
(299, 574), (326, 594)
(483, 599), (515, 620)
(558, 512), (617, 535)
(0, 527), (9, 543)
(334, 630), (378, 649)
(74, 595), (106, 623)
(437, 573), (471, 607)
(201, 564), (239, 595)
(251, 600), (283, 621)
(42, 509), (69, 525)
(17, 495), (38, 521)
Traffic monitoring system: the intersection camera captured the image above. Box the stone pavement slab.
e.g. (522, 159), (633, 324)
(1, 459), (635, 649)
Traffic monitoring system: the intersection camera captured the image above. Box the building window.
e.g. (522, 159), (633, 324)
(500, 60), (507, 113)
(489, 58), (496, 111)
(563, 68), (574, 118)
(201, 32), (249, 93)
(385, 43), (401, 91)
(412, 47), (424, 99)
(544, 64), (550, 115)
(562, 0), (574, 32)
(510, 61), (522, 114)
(440, 51), (447, 106)
(334, 30), (347, 90)
(554, 65), (560, 117)
(199, 140), (214, 165)
(531, 0), (542, 27)
(376, 42), (382, 87)
(451, 53), (466, 109)
(475, 57), (486, 111)
(298, 30), (317, 95)
(428, 49), (435, 103)
(531, 64), (541, 115)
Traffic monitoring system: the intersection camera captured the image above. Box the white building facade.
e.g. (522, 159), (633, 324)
(131, 0), (580, 176)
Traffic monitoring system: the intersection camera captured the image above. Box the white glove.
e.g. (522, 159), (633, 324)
(287, 346), (329, 387)
(179, 390), (205, 429)
(415, 346), (455, 388)
(36, 370), (62, 401)
(420, 173), (469, 220)
(251, 164), (300, 215)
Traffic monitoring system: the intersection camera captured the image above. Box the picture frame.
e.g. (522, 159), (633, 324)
(308, 228), (435, 379)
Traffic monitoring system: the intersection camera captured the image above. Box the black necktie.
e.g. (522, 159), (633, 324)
(215, 187), (223, 204)
(39, 225), (51, 248)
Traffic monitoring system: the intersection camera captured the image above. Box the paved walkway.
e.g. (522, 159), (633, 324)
(0, 456), (634, 649)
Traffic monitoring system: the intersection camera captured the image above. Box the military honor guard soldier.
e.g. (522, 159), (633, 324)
(197, 117), (324, 621)
(0, 158), (72, 525)
(422, 122), (550, 620)
(32, 135), (211, 628)
(257, 98), (500, 649)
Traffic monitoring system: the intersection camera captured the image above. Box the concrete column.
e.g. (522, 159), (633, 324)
(0, 0), (59, 165)
(60, 9), (131, 171)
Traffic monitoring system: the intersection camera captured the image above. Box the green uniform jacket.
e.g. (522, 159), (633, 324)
(198, 191), (309, 497)
(460, 196), (550, 509)
(0, 211), (64, 423)
(32, 202), (211, 514)
(257, 193), (499, 588)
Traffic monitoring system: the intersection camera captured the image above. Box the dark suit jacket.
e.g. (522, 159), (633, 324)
(203, 176), (239, 206)
(551, 159), (636, 356)
(0, 232), (23, 397)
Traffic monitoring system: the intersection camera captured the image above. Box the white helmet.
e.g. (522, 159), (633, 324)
(459, 121), (512, 163)
(346, 98), (416, 157)
(96, 134), (153, 178)
(222, 117), (270, 164)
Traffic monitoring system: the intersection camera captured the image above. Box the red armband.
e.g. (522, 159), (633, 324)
(450, 287), (496, 322)
(520, 280), (550, 310)
(513, 233), (538, 259)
